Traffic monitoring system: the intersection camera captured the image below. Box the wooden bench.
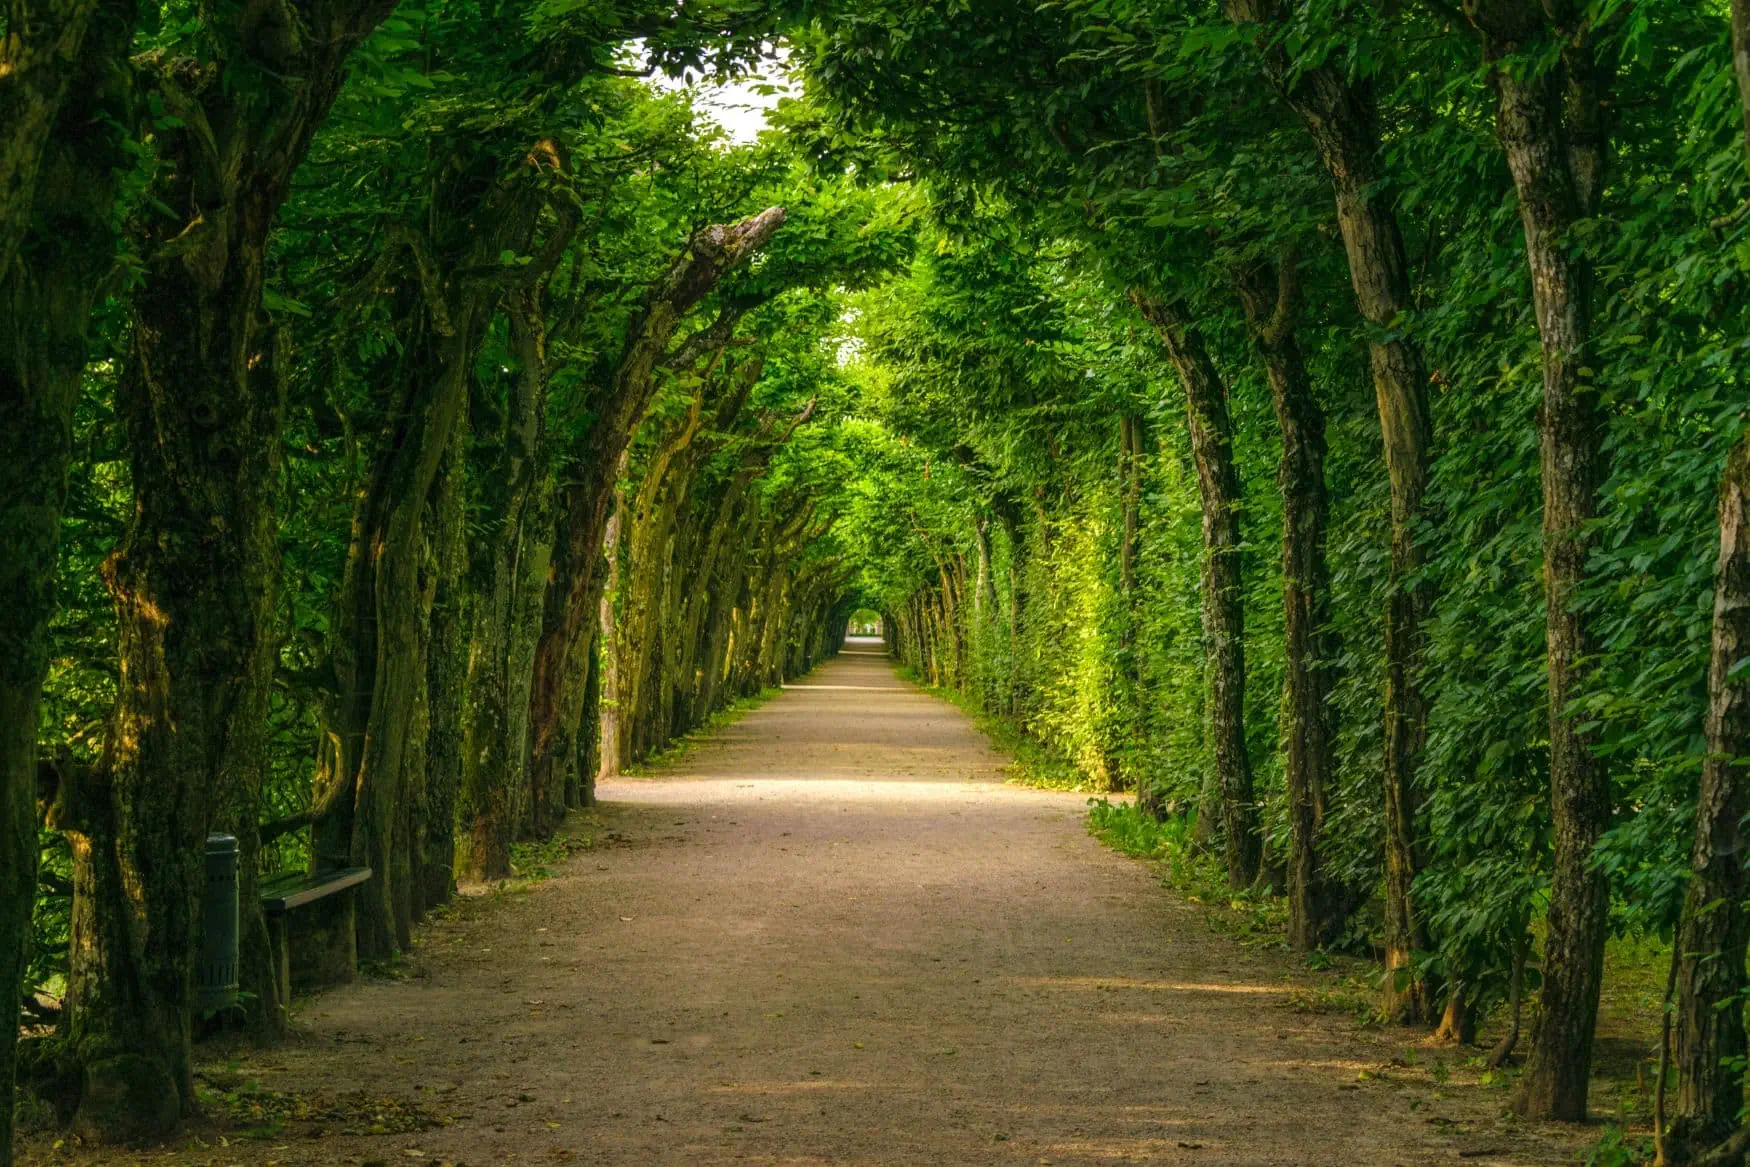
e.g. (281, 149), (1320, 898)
(260, 867), (371, 1015)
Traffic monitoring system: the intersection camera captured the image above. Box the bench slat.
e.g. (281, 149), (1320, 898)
(260, 866), (372, 915)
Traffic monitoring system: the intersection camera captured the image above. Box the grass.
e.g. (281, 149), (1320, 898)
(1086, 797), (1288, 948)
(1085, 798), (1674, 1164)
(975, 710), (1092, 790)
(620, 684), (783, 775)
(906, 665), (1671, 1161)
(508, 812), (608, 881)
(902, 671), (1097, 791)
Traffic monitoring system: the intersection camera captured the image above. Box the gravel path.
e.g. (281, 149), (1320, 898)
(24, 638), (1587, 1166)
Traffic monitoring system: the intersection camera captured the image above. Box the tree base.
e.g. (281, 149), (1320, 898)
(72, 1054), (180, 1145)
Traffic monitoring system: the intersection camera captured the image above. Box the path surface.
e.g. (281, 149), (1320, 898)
(27, 639), (1586, 1166)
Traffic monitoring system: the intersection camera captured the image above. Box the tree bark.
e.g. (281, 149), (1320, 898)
(314, 145), (570, 935)
(1738, 0), (1750, 169)
(693, 506), (756, 724)
(619, 398), (706, 761)
(1668, 441), (1750, 1158)
(1666, 8), (1750, 1155)
(1232, 255), (1340, 950)
(0, 0), (135, 1154)
(1225, 0), (1437, 1019)
(0, 0), (99, 274)
(597, 454), (631, 782)
(455, 284), (557, 880)
(1464, 1), (1613, 1120)
(0, 6), (135, 1157)
(524, 208), (784, 799)
(64, 1), (394, 1132)
(423, 428), (468, 909)
(74, 275), (289, 1139)
(572, 628), (601, 807)
(1133, 293), (1259, 888)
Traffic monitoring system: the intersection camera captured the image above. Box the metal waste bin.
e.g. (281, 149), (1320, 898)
(198, 833), (240, 1013)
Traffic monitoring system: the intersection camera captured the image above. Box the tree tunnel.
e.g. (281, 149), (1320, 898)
(6, 0), (1750, 1160)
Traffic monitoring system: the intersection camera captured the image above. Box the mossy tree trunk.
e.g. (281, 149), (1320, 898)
(0, 5), (135, 1158)
(619, 396), (706, 762)
(456, 281), (563, 881)
(1464, 2), (1614, 1120)
(595, 456), (630, 782)
(525, 208), (785, 804)
(1226, 0), (1437, 1019)
(1232, 254), (1340, 950)
(0, 0), (103, 274)
(1667, 12), (1750, 1156)
(423, 429), (469, 908)
(1669, 440), (1750, 1160)
(313, 152), (570, 936)
(63, 2), (394, 1137)
(1134, 293), (1259, 889)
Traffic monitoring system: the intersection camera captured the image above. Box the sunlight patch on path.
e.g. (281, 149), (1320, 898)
(1010, 975), (1286, 996)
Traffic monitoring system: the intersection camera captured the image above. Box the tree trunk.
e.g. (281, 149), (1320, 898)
(0, 6), (135, 1155)
(455, 286), (555, 880)
(529, 447), (619, 810)
(1666, 10), (1750, 1154)
(0, 0), (101, 274)
(396, 512), (438, 946)
(524, 208), (786, 802)
(597, 455), (630, 782)
(67, 14), (393, 1097)
(68, 263), (288, 1140)
(1225, 0), (1437, 1018)
(314, 302), (482, 931)
(423, 428), (468, 909)
(1133, 293), (1259, 888)
(1464, 3), (1613, 1120)
(68, 48), (355, 1118)
(1669, 440), (1750, 1157)
(1232, 256), (1340, 950)
(673, 473), (755, 725)
(694, 513), (753, 723)
(458, 356), (546, 874)
(572, 629), (601, 807)
(620, 401), (705, 761)
(315, 151), (569, 934)
(1738, 0), (1750, 165)
(515, 492), (559, 837)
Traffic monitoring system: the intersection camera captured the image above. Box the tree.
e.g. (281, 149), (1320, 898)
(1459, 0), (1616, 1121)
(1665, 2), (1750, 1157)
(52, 0), (399, 1138)
(0, 4), (138, 1160)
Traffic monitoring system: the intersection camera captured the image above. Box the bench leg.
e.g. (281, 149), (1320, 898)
(266, 915), (291, 1029)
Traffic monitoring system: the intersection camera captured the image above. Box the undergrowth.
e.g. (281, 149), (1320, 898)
(908, 670), (1095, 791)
(1582, 1125), (1655, 1167)
(509, 814), (606, 881)
(622, 685), (783, 775)
(1086, 797), (1286, 948)
(975, 709), (1090, 790)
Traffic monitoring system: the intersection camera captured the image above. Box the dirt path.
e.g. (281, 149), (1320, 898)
(25, 640), (1591, 1166)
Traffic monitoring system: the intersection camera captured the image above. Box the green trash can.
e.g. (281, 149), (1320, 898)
(198, 833), (240, 1014)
